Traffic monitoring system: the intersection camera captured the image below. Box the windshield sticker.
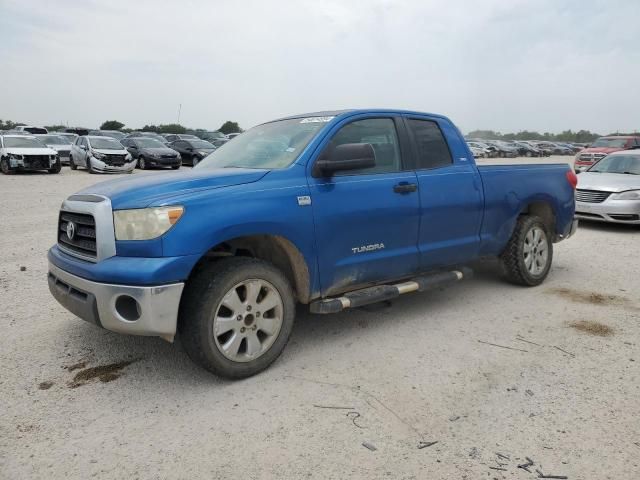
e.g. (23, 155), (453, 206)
(300, 116), (334, 124)
(286, 147), (296, 152)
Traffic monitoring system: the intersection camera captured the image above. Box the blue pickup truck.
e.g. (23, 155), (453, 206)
(48, 109), (578, 378)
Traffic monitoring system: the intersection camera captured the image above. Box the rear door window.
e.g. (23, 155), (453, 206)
(406, 119), (453, 170)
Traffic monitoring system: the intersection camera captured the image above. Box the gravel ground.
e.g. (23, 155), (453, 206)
(1, 159), (638, 479)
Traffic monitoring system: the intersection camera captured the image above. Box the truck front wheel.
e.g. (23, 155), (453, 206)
(500, 215), (553, 286)
(179, 257), (296, 379)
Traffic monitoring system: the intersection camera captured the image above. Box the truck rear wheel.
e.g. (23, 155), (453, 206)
(179, 257), (295, 379)
(501, 215), (553, 286)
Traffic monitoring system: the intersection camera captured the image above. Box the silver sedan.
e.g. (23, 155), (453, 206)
(575, 150), (640, 225)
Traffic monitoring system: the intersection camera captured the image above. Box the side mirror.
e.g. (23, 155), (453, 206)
(315, 143), (376, 176)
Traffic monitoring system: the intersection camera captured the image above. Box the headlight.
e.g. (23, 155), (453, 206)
(199, 151), (209, 156)
(610, 190), (640, 200)
(125, 153), (132, 161)
(151, 152), (160, 158)
(9, 153), (24, 160)
(92, 150), (106, 159)
(113, 206), (184, 240)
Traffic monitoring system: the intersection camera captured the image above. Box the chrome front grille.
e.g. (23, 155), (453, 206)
(56, 195), (116, 263)
(576, 189), (611, 203)
(58, 212), (97, 258)
(579, 153), (606, 162)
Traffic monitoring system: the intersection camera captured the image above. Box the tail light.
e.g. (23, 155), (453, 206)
(566, 170), (578, 190)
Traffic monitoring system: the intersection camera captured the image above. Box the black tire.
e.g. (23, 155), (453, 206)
(1, 157), (13, 175)
(179, 257), (296, 379)
(69, 155), (77, 170)
(500, 215), (553, 286)
(48, 161), (62, 174)
(525, 151), (532, 157)
(139, 156), (147, 170)
(171, 165), (180, 170)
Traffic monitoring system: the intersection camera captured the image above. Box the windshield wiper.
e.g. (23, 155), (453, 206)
(622, 171), (639, 175)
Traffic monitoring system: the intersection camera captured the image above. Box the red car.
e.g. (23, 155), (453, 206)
(574, 135), (640, 172)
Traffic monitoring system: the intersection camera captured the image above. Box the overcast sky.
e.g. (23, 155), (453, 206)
(2, 0), (639, 134)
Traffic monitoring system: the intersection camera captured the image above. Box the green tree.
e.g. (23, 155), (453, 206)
(100, 120), (125, 130)
(157, 124), (186, 134)
(44, 124), (67, 132)
(219, 121), (242, 135)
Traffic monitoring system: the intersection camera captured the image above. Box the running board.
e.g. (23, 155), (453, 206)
(309, 267), (473, 314)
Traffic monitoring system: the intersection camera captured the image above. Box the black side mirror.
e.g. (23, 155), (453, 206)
(315, 143), (376, 176)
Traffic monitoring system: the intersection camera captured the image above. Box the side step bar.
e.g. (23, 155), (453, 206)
(309, 267), (473, 314)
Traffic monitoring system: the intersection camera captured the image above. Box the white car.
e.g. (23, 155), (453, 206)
(35, 134), (73, 165)
(0, 135), (61, 174)
(575, 150), (640, 225)
(70, 136), (136, 174)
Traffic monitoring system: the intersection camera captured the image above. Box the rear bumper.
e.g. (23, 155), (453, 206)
(48, 261), (184, 341)
(554, 217), (578, 242)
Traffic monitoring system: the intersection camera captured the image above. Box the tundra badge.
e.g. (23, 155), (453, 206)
(352, 243), (385, 254)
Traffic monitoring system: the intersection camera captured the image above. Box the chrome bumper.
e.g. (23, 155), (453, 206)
(48, 262), (184, 342)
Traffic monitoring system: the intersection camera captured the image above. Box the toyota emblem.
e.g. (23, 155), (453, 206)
(66, 221), (76, 240)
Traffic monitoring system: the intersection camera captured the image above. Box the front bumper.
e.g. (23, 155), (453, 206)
(147, 157), (181, 167)
(92, 158), (136, 173)
(575, 199), (640, 224)
(48, 261), (184, 341)
(8, 156), (58, 170)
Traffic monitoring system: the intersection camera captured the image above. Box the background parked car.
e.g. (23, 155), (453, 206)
(467, 141), (498, 157)
(197, 131), (229, 147)
(70, 136), (135, 174)
(485, 140), (518, 158)
(89, 130), (126, 141)
(124, 131), (169, 144)
(64, 127), (89, 136)
(226, 133), (241, 140)
(535, 141), (573, 155)
(34, 134), (73, 165)
(168, 139), (216, 166)
(52, 132), (79, 143)
(0, 134), (60, 174)
(468, 144), (486, 158)
(510, 141), (542, 157)
(575, 150), (640, 224)
(163, 133), (199, 143)
(121, 137), (181, 170)
(574, 135), (640, 172)
(15, 125), (48, 134)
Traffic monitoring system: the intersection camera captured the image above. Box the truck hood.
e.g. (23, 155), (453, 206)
(78, 167), (269, 209)
(580, 147), (623, 154)
(5, 147), (57, 155)
(577, 172), (640, 193)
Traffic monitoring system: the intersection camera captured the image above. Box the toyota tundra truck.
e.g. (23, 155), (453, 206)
(48, 109), (578, 379)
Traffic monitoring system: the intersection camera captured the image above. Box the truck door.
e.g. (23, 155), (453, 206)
(403, 116), (483, 269)
(308, 117), (421, 297)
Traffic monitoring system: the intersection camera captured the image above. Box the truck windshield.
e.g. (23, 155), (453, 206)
(589, 155), (640, 175)
(198, 118), (327, 169)
(591, 138), (629, 148)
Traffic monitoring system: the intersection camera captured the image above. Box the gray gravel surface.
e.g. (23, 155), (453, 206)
(1, 159), (638, 479)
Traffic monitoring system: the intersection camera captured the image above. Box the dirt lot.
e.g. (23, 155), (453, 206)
(1, 159), (638, 479)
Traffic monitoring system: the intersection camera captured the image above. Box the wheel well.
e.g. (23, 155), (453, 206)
(193, 235), (311, 304)
(521, 202), (555, 233)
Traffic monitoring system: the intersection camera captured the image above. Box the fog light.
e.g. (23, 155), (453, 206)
(115, 295), (141, 321)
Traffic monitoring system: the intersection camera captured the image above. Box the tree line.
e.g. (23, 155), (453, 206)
(465, 129), (636, 143)
(0, 119), (243, 135)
